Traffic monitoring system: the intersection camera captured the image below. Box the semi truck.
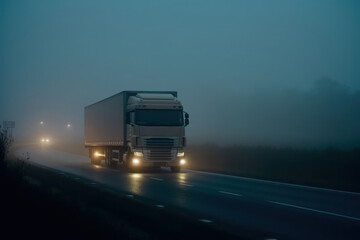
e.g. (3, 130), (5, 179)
(84, 91), (189, 173)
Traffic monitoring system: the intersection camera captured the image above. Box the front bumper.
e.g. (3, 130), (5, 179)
(130, 153), (185, 167)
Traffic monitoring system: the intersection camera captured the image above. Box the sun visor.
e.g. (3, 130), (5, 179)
(136, 93), (175, 100)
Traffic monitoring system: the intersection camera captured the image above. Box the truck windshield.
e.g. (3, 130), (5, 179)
(135, 110), (183, 126)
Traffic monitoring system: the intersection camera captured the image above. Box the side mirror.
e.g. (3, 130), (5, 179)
(184, 112), (189, 126)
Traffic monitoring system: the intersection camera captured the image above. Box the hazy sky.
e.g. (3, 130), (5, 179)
(1, 0), (360, 147)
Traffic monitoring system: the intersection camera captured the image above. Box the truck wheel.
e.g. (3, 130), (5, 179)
(125, 151), (136, 172)
(124, 161), (135, 172)
(171, 166), (181, 173)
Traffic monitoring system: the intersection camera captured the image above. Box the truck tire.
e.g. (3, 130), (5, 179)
(125, 152), (137, 173)
(170, 166), (181, 173)
(105, 149), (116, 168)
(91, 158), (100, 165)
(124, 159), (135, 172)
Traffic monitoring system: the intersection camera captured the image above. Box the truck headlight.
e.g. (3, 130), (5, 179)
(180, 159), (186, 165)
(132, 158), (140, 165)
(134, 151), (143, 157)
(177, 152), (185, 157)
(94, 152), (105, 157)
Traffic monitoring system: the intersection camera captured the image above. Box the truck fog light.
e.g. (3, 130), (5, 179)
(180, 159), (186, 165)
(177, 152), (185, 157)
(132, 158), (140, 165)
(94, 152), (105, 157)
(134, 151), (143, 157)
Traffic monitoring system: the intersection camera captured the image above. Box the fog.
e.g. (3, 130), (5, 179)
(1, 1), (360, 148)
(190, 78), (360, 147)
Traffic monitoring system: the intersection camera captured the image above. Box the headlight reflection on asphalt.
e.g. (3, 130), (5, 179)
(129, 173), (144, 194)
(177, 173), (188, 184)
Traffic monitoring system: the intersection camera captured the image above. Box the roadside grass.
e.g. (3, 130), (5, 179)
(0, 158), (121, 239)
(186, 145), (360, 193)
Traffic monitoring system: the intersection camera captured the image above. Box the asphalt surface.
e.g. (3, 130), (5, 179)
(16, 146), (360, 240)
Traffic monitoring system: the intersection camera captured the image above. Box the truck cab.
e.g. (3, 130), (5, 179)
(125, 93), (188, 172)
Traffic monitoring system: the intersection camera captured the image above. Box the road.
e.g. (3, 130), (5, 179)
(16, 146), (360, 240)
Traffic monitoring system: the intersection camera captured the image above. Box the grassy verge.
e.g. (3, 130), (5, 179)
(0, 158), (125, 239)
(186, 145), (360, 193)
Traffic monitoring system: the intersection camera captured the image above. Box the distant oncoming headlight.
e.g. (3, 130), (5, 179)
(41, 138), (50, 143)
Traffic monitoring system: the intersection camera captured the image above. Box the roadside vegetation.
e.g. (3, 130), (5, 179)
(186, 144), (360, 192)
(0, 128), (10, 168)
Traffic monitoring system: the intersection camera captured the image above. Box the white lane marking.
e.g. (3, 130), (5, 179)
(269, 201), (360, 221)
(156, 205), (164, 208)
(127, 194), (134, 198)
(199, 219), (212, 223)
(264, 239), (278, 240)
(219, 191), (242, 197)
(89, 182), (97, 185)
(180, 183), (193, 187)
(150, 177), (163, 181)
(185, 169), (360, 196)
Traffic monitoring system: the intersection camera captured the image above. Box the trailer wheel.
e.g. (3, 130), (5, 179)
(170, 166), (181, 173)
(105, 149), (116, 168)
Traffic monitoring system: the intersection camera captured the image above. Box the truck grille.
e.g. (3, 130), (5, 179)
(145, 149), (175, 161)
(143, 138), (177, 161)
(144, 138), (175, 148)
